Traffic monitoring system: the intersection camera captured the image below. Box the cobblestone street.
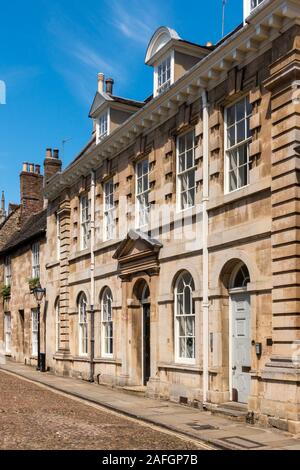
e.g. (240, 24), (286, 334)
(0, 371), (205, 450)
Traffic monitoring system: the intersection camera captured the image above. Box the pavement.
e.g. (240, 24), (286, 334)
(1, 360), (300, 450)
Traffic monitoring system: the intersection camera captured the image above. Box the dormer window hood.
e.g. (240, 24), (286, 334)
(89, 73), (145, 145)
(145, 26), (211, 98)
(243, 0), (265, 23)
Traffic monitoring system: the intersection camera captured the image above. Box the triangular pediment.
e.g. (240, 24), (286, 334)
(89, 91), (113, 118)
(113, 230), (162, 261)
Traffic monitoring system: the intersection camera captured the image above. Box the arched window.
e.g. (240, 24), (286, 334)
(78, 293), (88, 356)
(101, 288), (113, 357)
(175, 271), (195, 363)
(55, 298), (60, 351)
(231, 264), (250, 289)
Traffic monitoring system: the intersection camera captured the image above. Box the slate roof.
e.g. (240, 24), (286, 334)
(0, 209), (47, 255)
(0, 204), (20, 231)
(89, 91), (145, 118)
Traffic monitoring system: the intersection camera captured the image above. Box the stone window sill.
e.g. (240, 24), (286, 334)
(157, 362), (202, 373)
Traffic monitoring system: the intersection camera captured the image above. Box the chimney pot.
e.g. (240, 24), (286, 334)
(98, 73), (105, 93)
(53, 148), (59, 159)
(35, 164), (41, 175)
(23, 162), (28, 172)
(105, 77), (114, 95)
(29, 163), (34, 173)
(46, 148), (52, 159)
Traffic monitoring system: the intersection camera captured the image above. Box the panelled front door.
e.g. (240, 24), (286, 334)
(142, 304), (151, 386)
(4, 313), (11, 355)
(231, 293), (251, 404)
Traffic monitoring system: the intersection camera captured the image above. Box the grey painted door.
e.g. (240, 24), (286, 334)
(231, 293), (251, 404)
(143, 304), (151, 386)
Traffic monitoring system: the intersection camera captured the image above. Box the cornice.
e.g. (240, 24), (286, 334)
(45, 0), (300, 201)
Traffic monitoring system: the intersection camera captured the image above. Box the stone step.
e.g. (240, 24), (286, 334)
(221, 401), (248, 413)
(119, 386), (147, 397)
(204, 402), (248, 422)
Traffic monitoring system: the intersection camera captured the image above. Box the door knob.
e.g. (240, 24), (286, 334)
(232, 366), (237, 371)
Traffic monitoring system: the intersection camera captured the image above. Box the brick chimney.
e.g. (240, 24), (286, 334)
(20, 163), (44, 222)
(44, 147), (62, 183)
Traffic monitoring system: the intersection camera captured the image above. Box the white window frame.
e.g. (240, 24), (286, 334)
(244, 0), (264, 23)
(154, 51), (175, 97)
(32, 242), (40, 279)
(136, 158), (150, 231)
(176, 129), (197, 212)
(224, 95), (252, 194)
(96, 109), (110, 144)
(101, 288), (113, 358)
(56, 213), (61, 261)
(4, 256), (11, 287)
(78, 294), (88, 356)
(31, 309), (38, 357)
(55, 298), (60, 351)
(174, 272), (196, 365)
(80, 195), (91, 250)
(104, 179), (115, 242)
(4, 312), (11, 355)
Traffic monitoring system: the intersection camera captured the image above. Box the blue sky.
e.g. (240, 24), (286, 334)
(0, 0), (243, 205)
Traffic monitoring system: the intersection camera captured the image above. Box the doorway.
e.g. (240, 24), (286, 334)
(4, 313), (11, 355)
(141, 284), (151, 386)
(229, 263), (251, 404)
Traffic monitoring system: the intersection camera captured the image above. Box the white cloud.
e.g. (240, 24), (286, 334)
(46, 9), (122, 105)
(106, 0), (161, 45)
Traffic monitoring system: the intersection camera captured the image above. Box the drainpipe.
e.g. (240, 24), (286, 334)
(202, 90), (209, 405)
(89, 170), (96, 382)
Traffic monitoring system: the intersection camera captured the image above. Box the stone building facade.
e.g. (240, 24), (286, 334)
(0, 153), (62, 367)
(2, 0), (299, 434)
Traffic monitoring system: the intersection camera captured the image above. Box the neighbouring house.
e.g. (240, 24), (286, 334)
(2, 0), (300, 434)
(0, 152), (61, 366)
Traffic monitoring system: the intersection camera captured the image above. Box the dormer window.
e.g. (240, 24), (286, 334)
(97, 110), (109, 143)
(251, 0), (264, 10)
(156, 55), (172, 96)
(244, 0), (265, 22)
(146, 27), (208, 99)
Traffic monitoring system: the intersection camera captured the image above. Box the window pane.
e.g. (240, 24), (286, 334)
(186, 150), (194, 169)
(137, 178), (143, 194)
(179, 317), (185, 337)
(181, 191), (188, 210)
(186, 338), (195, 359)
(184, 286), (191, 315)
(236, 99), (244, 122)
(179, 338), (186, 358)
(188, 170), (195, 188)
(227, 126), (235, 147)
(238, 144), (248, 166)
(237, 121), (245, 143)
(143, 175), (149, 192)
(187, 188), (195, 207)
(239, 164), (248, 188)
(179, 153), (185, 172)
(179, 136), (185, 155)
(229, 169), (237, 191)
(186, 132), (193, 151)
(181, 173), (188, 191)
(227, 106), (235, 126)
(186, 316), (195, 337)
(246, 98), (252, 117)
(229, 149), (238, 170)
(177, 294), (184, 316)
